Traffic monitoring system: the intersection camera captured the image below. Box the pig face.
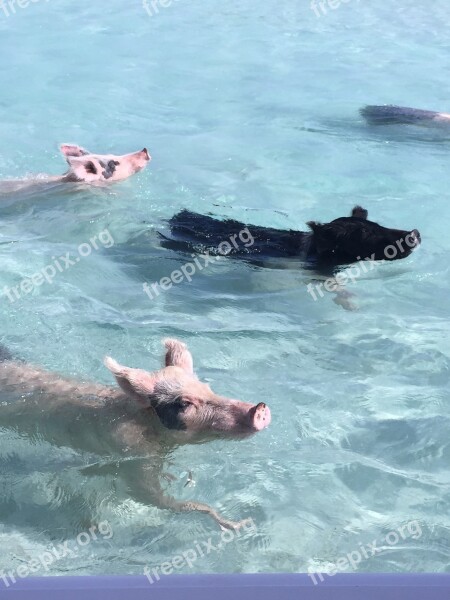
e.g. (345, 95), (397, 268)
(308, 206), (421, 265)
(60, 144), (151, 184)
(104, 339), (271, 440)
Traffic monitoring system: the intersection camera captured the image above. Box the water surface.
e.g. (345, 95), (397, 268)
(0, 0), (449, 578)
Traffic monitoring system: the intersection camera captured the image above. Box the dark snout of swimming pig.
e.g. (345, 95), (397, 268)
(378, 228), (421, 261)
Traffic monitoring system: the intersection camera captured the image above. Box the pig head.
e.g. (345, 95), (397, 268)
(60, 144), (151, 184)
(104, 339), (271, 439)
(308, 206), (421, 265)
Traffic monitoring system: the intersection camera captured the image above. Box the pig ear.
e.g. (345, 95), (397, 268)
(64, 155), (100, 177)
(351, 206), (368, 219)
(164, 339), (194, 374)
(60, 144), (91, 159)
(104, 357), (157, 401)
(306, 220), (322, 233)
(306, 221), (336, 256)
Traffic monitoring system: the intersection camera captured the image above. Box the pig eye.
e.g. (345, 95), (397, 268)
(84, 161), (98, 175)
(179, 398), (193, 409)
(152, 397), (187, 430)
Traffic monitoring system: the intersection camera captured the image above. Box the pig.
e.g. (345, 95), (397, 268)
(360, 105), (450, 127)
(159, 206), (421, 310)
(161, 206), (420, 268)
(0, 144), (151, 196)
(59, 144), (151, 184)
(0, 338), (271, 530)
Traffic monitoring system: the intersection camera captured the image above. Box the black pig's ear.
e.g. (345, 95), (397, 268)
(307, 221), (335, 255)
(164, 339), (194, 374)
(306, 220), (321, 232)
(351, 206), (368, 219)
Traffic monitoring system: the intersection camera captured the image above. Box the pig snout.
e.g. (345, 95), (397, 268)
(220, 398), (271, 435)
(248, 402), (271, 431)
(132, 148), (151, 168)
(121, 147), (151, 179)
(178, 395), (272, 437)
(408, 229), (421, 247)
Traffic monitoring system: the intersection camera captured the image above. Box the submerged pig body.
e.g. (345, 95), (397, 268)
(0, 339), (270, 529)
(360, 105), (450, 126)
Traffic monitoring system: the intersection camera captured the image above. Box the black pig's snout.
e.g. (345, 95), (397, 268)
(409, 229), (421, 247)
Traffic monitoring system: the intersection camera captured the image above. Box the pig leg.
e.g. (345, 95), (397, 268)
(164, 338), (194, 374)
(124, 441), (248, 530)
(156, 490), (249, 531)
(161, 472), (178, 483)
(321, 277), (359, 311)
(333, 289), (359, 311)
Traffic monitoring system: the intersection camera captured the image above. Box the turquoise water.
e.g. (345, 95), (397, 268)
(0, 0), (449, 579)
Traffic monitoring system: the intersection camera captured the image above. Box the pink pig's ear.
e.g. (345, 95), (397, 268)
(104, 357), (158, 404)
(60, 144), (91, 160)
(164, 339), (194, 374)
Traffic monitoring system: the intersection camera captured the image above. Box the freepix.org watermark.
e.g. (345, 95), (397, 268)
(143, 226), (254, 301)
(0, 0), (50, 19)
(143, 0), (182, 18)
(0, 521), (113, 587)
(311, 0), (360, 19)
(307, 232), (418, 302)
(144, 517), (256, 584)
(308, 520), (422, 584)
(2, 229), (114, 304)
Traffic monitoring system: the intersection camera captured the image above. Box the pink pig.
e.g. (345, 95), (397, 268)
(0, 144), (150, 196)
(0, 339), (270, 529)
(59, 144), (150, 184)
